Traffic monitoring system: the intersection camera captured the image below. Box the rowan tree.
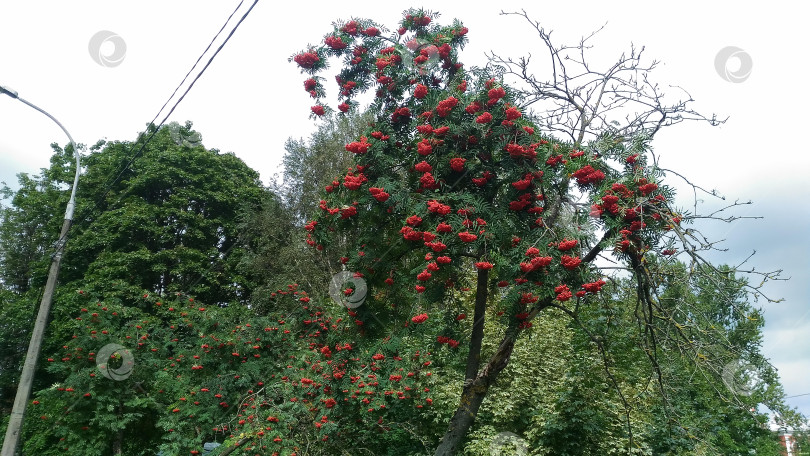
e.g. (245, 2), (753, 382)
(291, 8), (789, 455)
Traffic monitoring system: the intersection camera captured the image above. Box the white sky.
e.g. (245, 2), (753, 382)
(1, 1), (808, 422)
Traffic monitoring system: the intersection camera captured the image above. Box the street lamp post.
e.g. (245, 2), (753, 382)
(1, 84), (82, 456)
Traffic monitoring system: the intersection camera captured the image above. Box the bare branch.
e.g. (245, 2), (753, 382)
(490, 10), (725, 146)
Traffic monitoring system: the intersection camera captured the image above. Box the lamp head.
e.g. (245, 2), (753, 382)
(0, 85), (19, 99)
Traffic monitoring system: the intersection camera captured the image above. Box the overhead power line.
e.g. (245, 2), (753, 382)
(97, 0), (261, 206)
(149, 0), (248, 127)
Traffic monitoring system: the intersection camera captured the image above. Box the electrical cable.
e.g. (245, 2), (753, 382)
(149, 0), (246, 129)
(92, 0), (259, 210)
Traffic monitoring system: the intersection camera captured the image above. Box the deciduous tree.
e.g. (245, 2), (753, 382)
(61, 122), (266, 306)
(289, 9), (791, 454)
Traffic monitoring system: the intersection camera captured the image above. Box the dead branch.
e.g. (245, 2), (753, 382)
(491, 10), (725, 146)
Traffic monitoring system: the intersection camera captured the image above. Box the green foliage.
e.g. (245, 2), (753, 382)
(13, 283), (457, 455)
(0, 288), (36, 412)
(61, 122), (265, 305)
(0, 143), (74, 293)
(453, 264), (798, 455)
(236, 112), (379, 313)
(232, 191), (304, 314)
(282, 112), (375, 224)
(10, 268), (795, 455)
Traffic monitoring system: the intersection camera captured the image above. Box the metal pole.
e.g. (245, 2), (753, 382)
(0, 84), (81, 456)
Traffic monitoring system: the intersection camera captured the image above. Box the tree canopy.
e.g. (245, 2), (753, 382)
(62, 122), (266, 305)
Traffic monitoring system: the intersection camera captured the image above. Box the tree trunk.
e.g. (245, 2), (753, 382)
(465, 269), (488, 381)
(112, 432), (122, 455)
(434, 328), (520, 456)
(112, 429), (123, 454)
(112, 400), (123, 455)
